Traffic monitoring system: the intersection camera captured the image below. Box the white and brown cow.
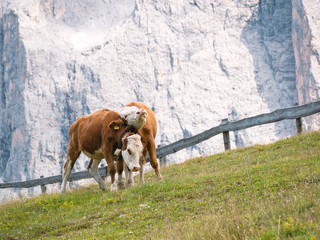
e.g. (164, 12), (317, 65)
(60, 106), (147, 194)
(118, 133), (144, 188)
(116, 102), (163, 185)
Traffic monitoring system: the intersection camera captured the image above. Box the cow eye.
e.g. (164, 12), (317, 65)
(127, 149), (132, 155)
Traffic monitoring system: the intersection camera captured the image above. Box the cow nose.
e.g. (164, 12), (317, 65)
(132, 166), (140, 172)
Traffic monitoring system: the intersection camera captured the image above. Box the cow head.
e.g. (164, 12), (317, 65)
(121, 133), (143, 172)
(118, 106), (147, 130)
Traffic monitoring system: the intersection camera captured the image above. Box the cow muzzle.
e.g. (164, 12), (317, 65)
(137, 109), (147, 119)
(132, 166), (140, 172)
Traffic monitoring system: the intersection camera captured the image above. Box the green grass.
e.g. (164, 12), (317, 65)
(1, 131), (320, 239)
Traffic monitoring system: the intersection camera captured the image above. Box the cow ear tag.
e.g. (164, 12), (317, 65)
(114, 125), (120, 130)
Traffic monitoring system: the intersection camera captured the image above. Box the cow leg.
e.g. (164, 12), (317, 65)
(139, 152), (146, 185)
(60, 158), (72, 195)
(88, 159), (107, 191)
(139, 163), (145, 185)
(148, 139), (163, 180)
(124, 165), (134, 187)
(60, 150), (80, 195)
(117, 160), (125, 189)
(104, 152), (118, 192)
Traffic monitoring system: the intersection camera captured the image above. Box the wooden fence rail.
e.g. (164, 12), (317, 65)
(154, 101), (320, 159)
(0, 166), (109, 190)
(1, 100), (320, 191)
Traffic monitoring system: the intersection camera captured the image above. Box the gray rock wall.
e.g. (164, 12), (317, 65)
(292, 0), (320, 130)
(0, 10), (29, 181)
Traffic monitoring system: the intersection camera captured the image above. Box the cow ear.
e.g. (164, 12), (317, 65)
(108, 119), (124, 130)
(122, 137), (128, 151)
(127, 149), (132, 155)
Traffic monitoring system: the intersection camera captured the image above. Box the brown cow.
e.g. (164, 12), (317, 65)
(115, 102), (163, 185)
(60, 106), (147, 194)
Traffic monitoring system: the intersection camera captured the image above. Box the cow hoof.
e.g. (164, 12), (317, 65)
(99, 182), (107, 191)
(60, 187), (67, 195)
(157, 174), (163, 181)
(126, 181), (134, 188)
(110, 182), (118, 192)
(60, 190), (66, 196)
(118, 181), (125, 190)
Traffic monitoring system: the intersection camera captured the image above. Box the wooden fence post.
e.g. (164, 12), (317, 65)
(295, 103), (303, 135)
(40, 176), (47, 194)
(296, 118), (303, 134)
(221, 118), (231, 151)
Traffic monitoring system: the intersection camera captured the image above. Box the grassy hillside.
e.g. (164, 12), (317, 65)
(1, 131), (320, 239)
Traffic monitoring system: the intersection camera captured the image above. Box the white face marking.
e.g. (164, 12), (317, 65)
(122, 134), (143, 171)
(119, 106), (147, 130)
(83, 149), (104, 160)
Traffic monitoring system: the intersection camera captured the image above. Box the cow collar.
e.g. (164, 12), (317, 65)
(126, 125), (138, 134)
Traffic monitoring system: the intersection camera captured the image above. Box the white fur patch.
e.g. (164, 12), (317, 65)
(88, 159), (106, 190)
(114, 148), (121, 156)
(110, 181), (118, 191)
(60, 160), (72, 195)
(122, 134), (143, 171)
(83, 149), (104, 160)
(139, 164), (145, 185)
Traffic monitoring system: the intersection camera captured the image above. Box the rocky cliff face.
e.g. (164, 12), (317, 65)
(0, 10), (28, 181)
(292, 0), (320, 129)
(0, 0), (319, 201)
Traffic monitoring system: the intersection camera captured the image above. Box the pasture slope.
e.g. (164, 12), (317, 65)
(0, 131), (319, 239)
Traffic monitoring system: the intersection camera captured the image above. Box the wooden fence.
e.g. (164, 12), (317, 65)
(1, 100), (320, 192)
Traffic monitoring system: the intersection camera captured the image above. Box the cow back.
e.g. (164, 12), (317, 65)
(69, 109), (124, 154)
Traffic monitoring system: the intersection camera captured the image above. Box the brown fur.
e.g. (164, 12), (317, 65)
(121, 132), (135, 151)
